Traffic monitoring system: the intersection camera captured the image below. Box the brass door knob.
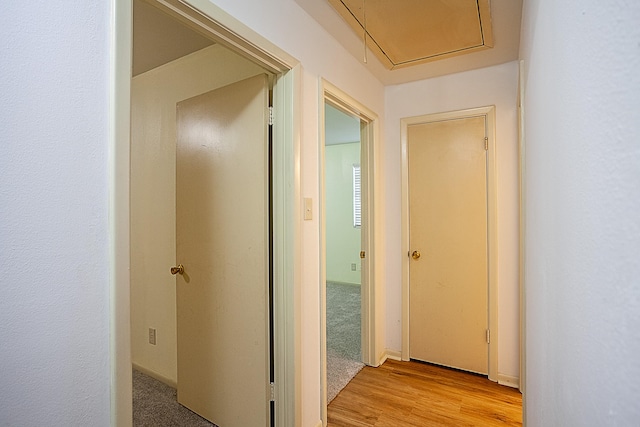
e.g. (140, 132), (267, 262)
(171, 264), (184, 275)
(411, 250), (421, 260)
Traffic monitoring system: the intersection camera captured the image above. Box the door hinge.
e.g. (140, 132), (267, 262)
(269, 382), (275, 402)
(484, 137), (488, 151)
(268, 106), (274, 126)
(486, 329), (491, 344)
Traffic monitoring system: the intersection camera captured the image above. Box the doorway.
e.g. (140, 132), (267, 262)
(320, 80), (378, 424)
(400, 106), (498, 381)
(131, 44), (271, 425)
(131, 27), (272, 427)
(324, 102), (364, 403)
(116, 0), (301, 425)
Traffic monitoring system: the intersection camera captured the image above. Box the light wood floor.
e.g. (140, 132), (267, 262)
(328, 359), (522, 426)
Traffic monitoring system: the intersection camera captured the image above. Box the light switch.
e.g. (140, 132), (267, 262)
(304, 198), (312, 220)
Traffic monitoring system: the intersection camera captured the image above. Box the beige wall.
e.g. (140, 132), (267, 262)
(130, 44), (264, 383)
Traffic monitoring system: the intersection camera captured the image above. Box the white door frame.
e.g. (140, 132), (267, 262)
(109, 1), (301, 425)
(319, 79), (379, 424)
(400, 106), (498, 382)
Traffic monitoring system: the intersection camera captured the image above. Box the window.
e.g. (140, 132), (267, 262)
(353, 164), (361, 228)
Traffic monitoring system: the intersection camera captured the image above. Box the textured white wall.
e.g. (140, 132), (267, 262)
(520, 0), (640, 425)
(385, 62), (521, 379)
(0, 2), (111, 425)
(521, 0), (640, 426)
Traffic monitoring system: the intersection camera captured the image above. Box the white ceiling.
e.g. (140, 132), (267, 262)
(325, 103), (361, 145)
(294, 0), (523, 85)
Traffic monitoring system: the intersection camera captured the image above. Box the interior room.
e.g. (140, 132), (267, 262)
(2, 0), (639, 426)
(130, 1), (522, 423)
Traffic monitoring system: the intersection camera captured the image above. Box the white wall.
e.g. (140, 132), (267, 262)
(384, 61), (521, 380)
(325, 143), (362, 285)
(131, 45), (264, 384)
(520, 0), (640, 425)
(0, 2), (112, 425)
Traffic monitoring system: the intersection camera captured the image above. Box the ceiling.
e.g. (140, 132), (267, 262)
(133, 0), (214, 76)
(133, 0), (522, 85)
(325, 103), (361, 145)
(328, 0), (494, 69)
(295, 0), (523, 85)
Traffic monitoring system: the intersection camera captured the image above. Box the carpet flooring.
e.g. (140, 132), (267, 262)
(132, 281), (362, 423)
(133, 369), (215, 427)
(326, 281), (365, 403)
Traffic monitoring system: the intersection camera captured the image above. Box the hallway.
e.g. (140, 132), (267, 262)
(328, 359), (522, 426)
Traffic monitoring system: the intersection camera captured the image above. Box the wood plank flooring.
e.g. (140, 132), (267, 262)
(328, 359), (522, 427)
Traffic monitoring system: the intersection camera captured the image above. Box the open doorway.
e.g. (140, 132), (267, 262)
(131, 5), (273, 424)
(323, 103), (364, 403)
(121, 0), (300, 425)
(320, 80), (378, 423)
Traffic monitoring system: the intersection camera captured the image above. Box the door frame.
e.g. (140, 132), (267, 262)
(400, 106), (498, 382)
(109, 0), (302, 425)
(518, 59), (527, 399)
(319, 79), (379, 423)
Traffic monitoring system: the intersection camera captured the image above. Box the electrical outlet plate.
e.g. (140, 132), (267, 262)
(148, 328), (157, 345)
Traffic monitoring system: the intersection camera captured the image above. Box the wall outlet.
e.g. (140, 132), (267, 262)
(351, 263), (357, 271)
(148, 328), (157, 345)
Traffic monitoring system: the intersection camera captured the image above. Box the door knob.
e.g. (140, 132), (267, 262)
(411, 250), (421, 260)
(171, 264), (184, 275)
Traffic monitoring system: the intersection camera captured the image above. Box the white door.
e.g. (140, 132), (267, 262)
(408, 115), (488, 374)
(175, 74), (270, 425)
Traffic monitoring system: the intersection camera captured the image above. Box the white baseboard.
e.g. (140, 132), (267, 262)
(314, 420), (323, 427)
(385, 349), (402, 361)
(378, 349), (402, 366)
(498, 374), (520, 389)
(132, 362), (177, 388)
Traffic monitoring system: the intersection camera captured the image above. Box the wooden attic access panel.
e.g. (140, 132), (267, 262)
(328, 0), (494, 69)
